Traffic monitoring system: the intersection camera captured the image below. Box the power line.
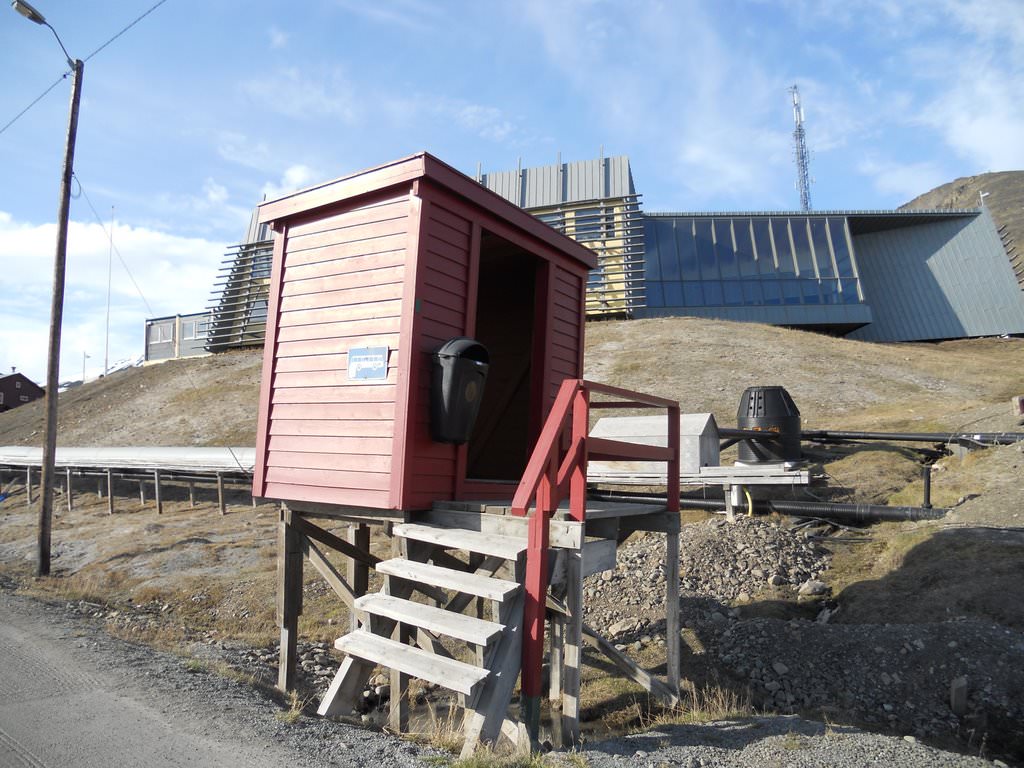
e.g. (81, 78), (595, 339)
(0, 0), (170, 137)
(73, 173), (154, 317)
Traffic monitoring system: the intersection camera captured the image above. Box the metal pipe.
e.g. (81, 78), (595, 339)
(800, 429), (1024, 446)
(922, 464), (932, 509)
(588, 491), (945, 523)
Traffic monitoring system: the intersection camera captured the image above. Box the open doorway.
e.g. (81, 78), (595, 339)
(467, 230), (540, 481)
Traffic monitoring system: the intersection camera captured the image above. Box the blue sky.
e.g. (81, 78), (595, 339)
(1, 0), (1021, 384)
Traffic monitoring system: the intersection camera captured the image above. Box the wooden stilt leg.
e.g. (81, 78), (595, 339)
(188, 481), (195, 508)
(666, 521), (681, 698)
(277, 507), (304, 692)
(26, 467), (32, 508)
(154, 469), (162, 515)
(560, 548), (583, 747)
(217, 473), (225, 515)
(138, 480), (146, 507)
(107, 470), (114, 515)
(347, 523), (370, 633)
(65, 468), (73, 514)
(389, 622), (410, 734)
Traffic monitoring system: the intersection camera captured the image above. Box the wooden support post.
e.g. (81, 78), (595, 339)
(276, 507), (304, 692)
(26, 467), (32, 508)
(106, 469), (114, 515)
(65, 467), (73, 514)
(389, 622), (410, 734)
(187, 481), (195, 508)
(138, 479), (146, 507)
(347, 523), (370, 632)
(560, 548), (583, 748)
(96, 477), (103, 498)
(153, 469), (162, 515)
(251, 493), (257, 509)
(665, 519), (681, 698)
(217, 473), (225, 515)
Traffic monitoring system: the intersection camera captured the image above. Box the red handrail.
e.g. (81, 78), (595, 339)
(513, 379), (680, 725)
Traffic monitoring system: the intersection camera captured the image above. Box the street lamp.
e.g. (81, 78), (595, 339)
(12, 0), (84, 577)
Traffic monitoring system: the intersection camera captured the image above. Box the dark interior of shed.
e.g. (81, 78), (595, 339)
(467, 231), (540, 481)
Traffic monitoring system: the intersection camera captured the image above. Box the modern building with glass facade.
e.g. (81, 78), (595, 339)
(479, 156), (1024, 342)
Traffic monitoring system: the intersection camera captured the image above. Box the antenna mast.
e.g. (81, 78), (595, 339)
(789, 84), (812, 211)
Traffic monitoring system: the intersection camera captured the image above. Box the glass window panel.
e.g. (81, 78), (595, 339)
(722, 280), (743, 306)
(735, 219), (757, 276)
(840, 278), (862, 304)
(742, 279), (763, 305)
(761, 280), (782, 305)
(694, 220), (720, 280)
(663, 281), (684, 306)
(771, 219), (796, 276)
(644, 226), (662, 280)
(676, 219), (700, 280)
(801, 280), (821, 304)
(715, 220), (738, 278)
(820, 279), (840, 305)
(683, 282), (704, 306)
(752, 219), (775, 276)
(252, 253), (272, 279)
(790, 218), (814, 276)
(829, 217), (855, 277)
(646, 282), (665, 307)
(781, 279), (802, 305)
(810, 218), (834, 277)
(573, 207), (603, 241)
(703, 281), (723, 305)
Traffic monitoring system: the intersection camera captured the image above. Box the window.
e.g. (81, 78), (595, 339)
(829, 218), (856, 277)
(810, 219), (834, 277)
(715, 219), (738, 278)
(573, 207), (607, 242)
(0, 392), (4, 405)
(251, 252), (272, 280)
(148, 322), (173, 344)
(752, 219), (775, 276)
(771, 219), (796, 276)
(735, 219), (758, 277)
(15, 381), (21, 389)
(676, 219), (699, 280)
(790, 218), (815, 277)
(694, 220), (719, 280)
(20, 395), (29, 402)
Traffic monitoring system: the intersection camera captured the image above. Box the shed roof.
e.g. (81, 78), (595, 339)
(258, 152), (597, 270)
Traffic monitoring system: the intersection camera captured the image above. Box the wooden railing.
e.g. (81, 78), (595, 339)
(511, 379), (680, 707)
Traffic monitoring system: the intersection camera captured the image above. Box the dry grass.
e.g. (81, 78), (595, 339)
(648, 684), (754, 728)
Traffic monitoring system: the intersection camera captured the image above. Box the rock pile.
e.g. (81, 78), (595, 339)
(584, 516), (831, 644)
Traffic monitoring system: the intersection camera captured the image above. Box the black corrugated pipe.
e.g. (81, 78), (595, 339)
(800, 429), (1024, 446)
(588, 491), (946, 523)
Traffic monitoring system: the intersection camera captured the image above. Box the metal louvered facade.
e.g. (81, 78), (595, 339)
(479, 156), (645, 317)
(205, 240), (274, 351)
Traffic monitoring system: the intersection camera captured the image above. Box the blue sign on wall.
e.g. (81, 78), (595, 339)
(348, 346), (389, 380)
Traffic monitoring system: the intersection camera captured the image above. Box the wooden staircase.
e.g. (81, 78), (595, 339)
(318, 518), (529, 756)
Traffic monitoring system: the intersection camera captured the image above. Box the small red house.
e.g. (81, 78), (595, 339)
(252, 153), (596, 512)
(0, 372), (44, 412)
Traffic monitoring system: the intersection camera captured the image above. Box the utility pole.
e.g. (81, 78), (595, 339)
(105, 205), (113, 375)
(789, 84), (812, 212)
(12, 0), (84, 577)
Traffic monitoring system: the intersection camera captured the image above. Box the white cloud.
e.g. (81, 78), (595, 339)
(260, 164), (324, 202)
(332, 0), (441, 31)
(217, 131), (273, 171)
(857, 156), (948, 202)
(242, 67), (358, 123)
(268, 25), (289, 50)
(0, 212), (226, 383)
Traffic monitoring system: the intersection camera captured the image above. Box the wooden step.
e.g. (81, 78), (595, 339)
(377, 558), (520, 602)
(335, 631), (488, 696)
(355, 594), (504, 646)
(394, 523), (526, 561)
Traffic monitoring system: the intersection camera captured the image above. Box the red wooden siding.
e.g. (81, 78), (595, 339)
(398, 198), (472, 508)
(259, 193), (410, 508)
(253, 153), (596, 513)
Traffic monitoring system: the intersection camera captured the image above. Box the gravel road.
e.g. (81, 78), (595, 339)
(0, 588), (434, 768)
(0, 585), (1011, 767)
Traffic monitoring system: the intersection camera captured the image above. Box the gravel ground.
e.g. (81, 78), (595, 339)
(7, 582), (1010, 768)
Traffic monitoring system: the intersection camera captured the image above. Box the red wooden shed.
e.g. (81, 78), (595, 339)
(252, 152), (597, 513)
